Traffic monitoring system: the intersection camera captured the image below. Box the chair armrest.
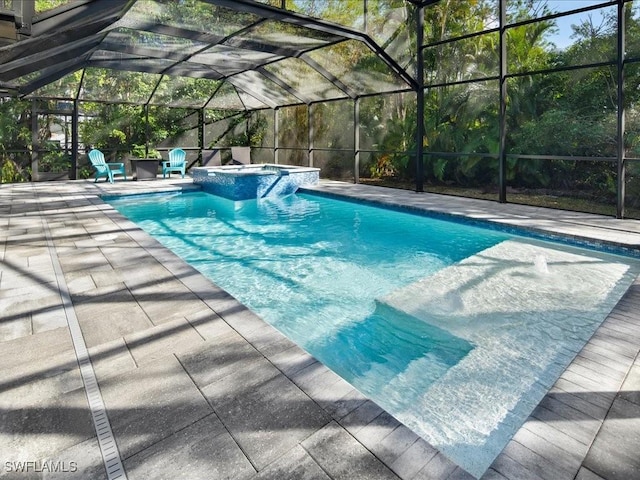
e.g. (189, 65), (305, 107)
(107, 162), (125, 167)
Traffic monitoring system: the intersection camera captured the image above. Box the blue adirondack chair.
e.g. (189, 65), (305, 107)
(163, 148), (186, 178)
(88, 149), (127, 183)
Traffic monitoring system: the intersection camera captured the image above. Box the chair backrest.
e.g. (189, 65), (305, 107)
(168, 148), (186, 167)
(231, 146), (251, 164)
(88, 149), (106, 166)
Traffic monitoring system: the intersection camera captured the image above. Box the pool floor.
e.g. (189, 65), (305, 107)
(380, 238), (640, 476)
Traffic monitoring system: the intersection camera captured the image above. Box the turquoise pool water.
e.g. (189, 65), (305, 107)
(109, 191), (503, 363)
(108, 191), (640, 477)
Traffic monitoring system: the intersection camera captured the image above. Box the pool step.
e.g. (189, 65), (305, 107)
(378, 238), (634, 341)
(375, 238), (640, 478)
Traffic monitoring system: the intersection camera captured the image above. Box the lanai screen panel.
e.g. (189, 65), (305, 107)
(80, 68), (160, 104)
(190, 45), (284, 77)
(235, 89), (273, 110)
(121, 0), (264, 39)
(228, 18), (345, 52)
(304, 40), (409, 96)
(150, 76), (223, 108)
(423, 0), (499, 42)
(101, 28), (207, 60)
(313, 100), (355, 150)
(423, 31), (500, 85)
(284, 0), (416, 75)
(228, 69), (302, 107)
(263, 57), (348, 102)
(285, 0), (366, 29)
(28, 71), (82, 100)
(3, 0), (414, 110)
(205, 82), (249, 110)
(367, 0), (416, 73)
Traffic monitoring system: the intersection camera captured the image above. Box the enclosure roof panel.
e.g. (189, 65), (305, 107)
(0, 0), (415, 108)
(304, 40), (409, 96)
(263, 57), (348, 102)
(205, 81), (249, 110)
(79, 67), (160, 104)
(190, 44), (284, 77)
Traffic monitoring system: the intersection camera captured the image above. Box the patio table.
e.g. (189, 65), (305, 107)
(131, 158), (161, 181)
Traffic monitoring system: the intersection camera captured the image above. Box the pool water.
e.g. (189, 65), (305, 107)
(109, 191), (640, 477)
(110, 191), (503, 351)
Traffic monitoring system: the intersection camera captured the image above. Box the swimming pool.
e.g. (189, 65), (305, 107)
(108, 191), (640, 478)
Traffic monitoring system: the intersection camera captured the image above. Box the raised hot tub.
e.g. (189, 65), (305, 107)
(191, 164), (320, 200)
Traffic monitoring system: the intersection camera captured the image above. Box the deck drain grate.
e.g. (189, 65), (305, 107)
(37, 187), (128, 480)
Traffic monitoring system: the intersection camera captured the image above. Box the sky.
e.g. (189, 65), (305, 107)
(544, 0), (613, 48)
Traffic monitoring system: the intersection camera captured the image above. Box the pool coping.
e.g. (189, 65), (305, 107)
(1, 177), (638, 480)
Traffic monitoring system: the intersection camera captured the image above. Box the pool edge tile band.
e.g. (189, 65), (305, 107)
(36, 186), (128, 480)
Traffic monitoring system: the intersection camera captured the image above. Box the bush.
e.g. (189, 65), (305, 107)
(0, 157), (28, 183)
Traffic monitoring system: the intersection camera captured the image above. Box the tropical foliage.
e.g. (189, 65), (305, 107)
(359, 0), (639, 211)
(0, 99), (31, 183)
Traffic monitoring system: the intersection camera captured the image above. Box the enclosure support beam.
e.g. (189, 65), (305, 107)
(198, 108), (205, 165)
(11, 0), (34, 36)
(616, 0), (626, 218)
(31, 99), (38, 180)
(308, 104), (314, 168)
(415, 5), (424, 193)
(498, 0), (507, 203)
(71, 100), (78, 180)
(144, 104), (150, 158)
(354, 97), (360, 184)
(274, 107), (279, 164)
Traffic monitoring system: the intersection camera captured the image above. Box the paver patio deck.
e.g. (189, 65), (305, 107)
(1, 178), (639, 480)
